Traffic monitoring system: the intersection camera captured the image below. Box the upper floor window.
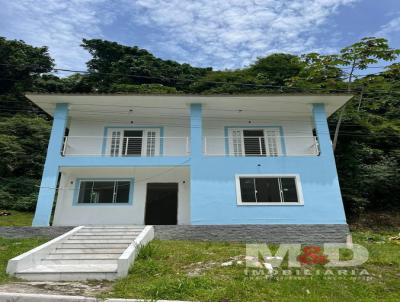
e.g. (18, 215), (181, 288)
(235, 175), (303, 205)
(227, 128), (282, 156)
(106, 128), (160, 157)
(77, 180), (131, 204)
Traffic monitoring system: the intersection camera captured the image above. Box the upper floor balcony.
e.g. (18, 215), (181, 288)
(62, 134), (319, 157)
(62, 135), (190, 157)
(25, 93), (352, 164)
(203, 135), (319, 156)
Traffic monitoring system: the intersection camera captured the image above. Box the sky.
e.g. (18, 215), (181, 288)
(0, 0), (399, 72)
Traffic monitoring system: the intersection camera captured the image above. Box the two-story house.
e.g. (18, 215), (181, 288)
(27, 93), (351, 239)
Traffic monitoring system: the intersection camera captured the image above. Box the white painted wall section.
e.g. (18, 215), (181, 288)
(53, 167), (190, 226)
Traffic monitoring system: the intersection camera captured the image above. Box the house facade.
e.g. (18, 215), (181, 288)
(28, 94), (351, 228)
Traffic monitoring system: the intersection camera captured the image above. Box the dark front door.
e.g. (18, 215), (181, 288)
(145, 183), (178, 225)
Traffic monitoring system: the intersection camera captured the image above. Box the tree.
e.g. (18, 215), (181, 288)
(0, 37), (53, 94)
(332, 37), (400, 150)
(248, 53), (303, 86)
(81, 39), (211, 92)
(188, 70), (260, 94)
(33, 73), (93, 93)
(0, 37), (53, 211)
(0, 115), (51, 211)
(288, 53), (344, 91)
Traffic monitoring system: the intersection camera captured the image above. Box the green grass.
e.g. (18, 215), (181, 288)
(106, 231), (400, 302)
(0, 210), (33, 226)
(0, 211), (399, 301)
(0, 237), (48, 283)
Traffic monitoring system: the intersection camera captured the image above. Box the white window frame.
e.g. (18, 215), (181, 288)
(106, 128), (161, 157)
(228, 128), (282, 157)
(76, 179), (132, 204)
(235, 174), (304, 206)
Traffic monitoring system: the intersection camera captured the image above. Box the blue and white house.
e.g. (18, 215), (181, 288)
(27, 94), (351, 228)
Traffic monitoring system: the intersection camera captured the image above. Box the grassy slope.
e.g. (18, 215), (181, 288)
(0, 211), (399, 301)
(107, 231), (400, 302)
(0, 211), (45, 283)
(0, 237), (47, 283)
(0, 211), (33, 226)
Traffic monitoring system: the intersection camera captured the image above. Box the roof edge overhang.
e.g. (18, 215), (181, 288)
(25, 93), (354, 118)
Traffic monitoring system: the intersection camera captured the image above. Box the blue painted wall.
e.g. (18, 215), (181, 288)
(189, 156), (346, 224)
(189, 103), (347, 225)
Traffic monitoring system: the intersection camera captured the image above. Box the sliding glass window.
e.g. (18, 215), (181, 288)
(237, 176), (301, 204)
(77, 180), (131, 204)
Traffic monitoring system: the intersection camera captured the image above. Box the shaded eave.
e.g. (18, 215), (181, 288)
(25, 93), (353, 119)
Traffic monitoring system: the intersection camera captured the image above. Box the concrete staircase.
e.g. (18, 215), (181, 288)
(7, 225), (154, 281)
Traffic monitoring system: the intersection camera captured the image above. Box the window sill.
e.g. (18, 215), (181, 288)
(73, 203), (132, 206)
(237, 202), (304, 206)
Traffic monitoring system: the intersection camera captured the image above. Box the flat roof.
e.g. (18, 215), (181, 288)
(25, 93), (353, 119)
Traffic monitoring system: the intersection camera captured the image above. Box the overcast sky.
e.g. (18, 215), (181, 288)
(1, 0), (399, 72)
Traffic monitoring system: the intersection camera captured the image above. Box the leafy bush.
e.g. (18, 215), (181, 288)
(12, 194), (37, 211)
(0, 190), (14, 210)
(0, 177), (39, 211)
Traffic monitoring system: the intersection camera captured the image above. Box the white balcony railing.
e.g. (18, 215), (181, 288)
(62, 136), (190, 157)
(203, 136), (319, 156)
(62, 135), (319, 157)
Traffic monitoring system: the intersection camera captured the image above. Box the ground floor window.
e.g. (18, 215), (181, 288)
(235, 175), (303, 205)
(77, 180), (131, 204)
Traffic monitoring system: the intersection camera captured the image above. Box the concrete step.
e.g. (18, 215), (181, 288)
(47, 253), (120, 260)
(54, 248), (126, 254)
(79, 229), (142, 234)
(78, 232), (141, 236)
(19, 264), (117, 273)
(59, 243), (129, 248)
(65, 239), (133, 244)
(78, 230), (143, 234)
(70, 235), (137, 240)
(15, 264), (118, 281)
(7, 225), (154, 281)
(73, 232), (141, 236)
(41, 259), (117, 265)
(82, 226), (144, 230)
(79, 227), (142, 229)
(82, 226), (144, 229)
(83, 224), (145, 229)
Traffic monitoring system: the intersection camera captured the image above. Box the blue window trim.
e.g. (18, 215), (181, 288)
(101, 126), (164, 156)
(72, 178), (134, 206)
(224, 126), (287, 156)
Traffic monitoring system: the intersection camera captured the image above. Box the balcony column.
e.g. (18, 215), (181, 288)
(189, 103), (203, 225)
(312, 103), (334, 158)
(32, 103), (69, 226)
(190, 103), (202, 157)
